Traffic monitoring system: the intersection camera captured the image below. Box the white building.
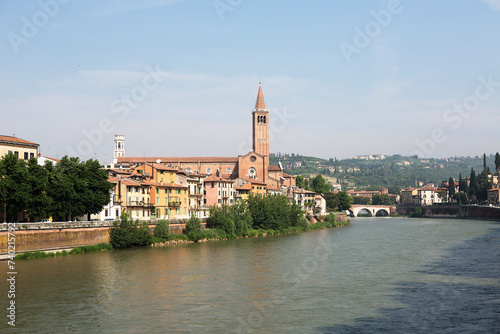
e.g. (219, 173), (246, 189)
(314, 194), (327, 215)
(414, 186), (442, 206)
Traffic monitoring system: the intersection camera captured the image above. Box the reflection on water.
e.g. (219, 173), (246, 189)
(1, 219), (499, 333)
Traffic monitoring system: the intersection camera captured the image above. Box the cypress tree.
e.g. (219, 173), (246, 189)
(448, 177), (455, 200)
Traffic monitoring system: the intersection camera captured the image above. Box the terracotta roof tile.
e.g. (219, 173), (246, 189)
(41, 156), (60, 162)
(120, 179), (142, 186)
(205, 175), (234, 182)
(0, 135), (39, 147)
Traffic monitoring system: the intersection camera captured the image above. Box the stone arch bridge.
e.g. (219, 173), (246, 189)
(348, 205), (395, 217)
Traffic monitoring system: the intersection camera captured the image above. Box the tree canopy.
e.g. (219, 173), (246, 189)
(311, 174), (330, 194)
(0, 154), (113, 222)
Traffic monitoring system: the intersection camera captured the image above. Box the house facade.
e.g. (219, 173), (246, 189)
(0, 135), (39, 161)
(414, 187), (442, 206)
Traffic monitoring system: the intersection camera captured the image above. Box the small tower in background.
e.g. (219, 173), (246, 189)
(113, 135), (125, 164)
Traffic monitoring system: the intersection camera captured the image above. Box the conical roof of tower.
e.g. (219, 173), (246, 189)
(254, 83), (267, 110)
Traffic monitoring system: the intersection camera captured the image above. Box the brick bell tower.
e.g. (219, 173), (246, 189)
(252, 83), (269, 157)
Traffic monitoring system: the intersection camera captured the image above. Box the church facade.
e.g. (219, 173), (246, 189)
(116, 84), (294, 190)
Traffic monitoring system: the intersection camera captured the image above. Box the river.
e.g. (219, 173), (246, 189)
(2, 217), (500, 333)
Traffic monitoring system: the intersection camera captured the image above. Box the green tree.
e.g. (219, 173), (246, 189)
(469, 168), (477, 203)
(229, 201), (251, 237)
(46, 156), (80, 220)
(46, 156), (112, 221)
(352, 196), (371, 205)
(185, 215), (203, 242)
(0, 153), (31, 222)
(495, 152), (500, 171)
(337, 191), (352, 211)
(154, 219), (170, 240)
(387, 185), (401, 195)
(323, 192), (340, 211)
(372, 194), (392, 205)
(247, 194), (302, 231)
(483, 153), (491, 174)
(311, 174), (330, 194)
(458, 172), (466, 192)
(477, 170), (492, 203)
(453, 192), (467, 204)
(296, 175), (305, 188)
(109, 212), (152, 249)
(25, 158), (51, 220)
(448, 177), (455, 201)
(81, 159), (114, 220)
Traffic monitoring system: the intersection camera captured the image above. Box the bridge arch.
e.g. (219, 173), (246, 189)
(357, 208), (373, 217)
(375, 209), (390, 217)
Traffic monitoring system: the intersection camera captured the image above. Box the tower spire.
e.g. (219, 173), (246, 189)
(254, 83), (267, 110)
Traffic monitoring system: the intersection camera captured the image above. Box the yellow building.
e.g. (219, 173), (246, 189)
(0, 135), (39, 161)
(118, 177), (153, 220)
(250, 180), (267, 197)
(235, 183), (252, 202)
(131, 164), (189, 219)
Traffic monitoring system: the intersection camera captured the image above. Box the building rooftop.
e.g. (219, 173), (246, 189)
(0, 135), (39, 147)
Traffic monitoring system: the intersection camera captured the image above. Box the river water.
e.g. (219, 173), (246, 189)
(2, 218), (500, 333)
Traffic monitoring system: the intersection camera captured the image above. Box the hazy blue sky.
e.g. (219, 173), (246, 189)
(1, 0), (499, 163)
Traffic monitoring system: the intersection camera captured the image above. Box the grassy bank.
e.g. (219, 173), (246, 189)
(14, 243), (113, 260)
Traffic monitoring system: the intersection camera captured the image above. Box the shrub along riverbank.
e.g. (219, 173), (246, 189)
(15, 195), (349, 259)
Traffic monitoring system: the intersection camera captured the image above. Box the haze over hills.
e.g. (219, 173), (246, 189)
(270, 153), (498, 191)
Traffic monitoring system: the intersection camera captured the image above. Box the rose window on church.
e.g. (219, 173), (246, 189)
(248, 168), (256, 179)
(226, 167), (231, 173)
(250, 156), (257, 162)
(206, 167), (212, 174)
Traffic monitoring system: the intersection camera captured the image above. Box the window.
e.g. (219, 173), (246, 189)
(116, 209), (119, 216)
(105, 209), (108, 216)
(24, 152), (29, 160)
(248, 167), (256, 178)
(206, 167), (212, 174)
(14, 151), (19, 158)
(226, 167), (231, 173)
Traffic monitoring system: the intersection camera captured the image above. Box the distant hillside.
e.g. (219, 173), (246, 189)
(270, 153), (497, 190)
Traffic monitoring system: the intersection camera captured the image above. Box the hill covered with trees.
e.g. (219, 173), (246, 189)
(270, 153), (497, 191)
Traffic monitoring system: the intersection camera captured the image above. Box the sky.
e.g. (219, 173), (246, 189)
(1, 0), (499, 163)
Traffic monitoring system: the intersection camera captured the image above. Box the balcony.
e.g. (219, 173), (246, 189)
(126, 200), (150, 207)
(169, 201), (181, 207)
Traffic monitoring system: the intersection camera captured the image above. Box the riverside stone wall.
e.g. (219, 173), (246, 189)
(0, 223), (199, 254)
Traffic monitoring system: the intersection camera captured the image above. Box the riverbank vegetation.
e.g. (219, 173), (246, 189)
(14, 243), (113, 260)
(17, 201), (349, 259)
